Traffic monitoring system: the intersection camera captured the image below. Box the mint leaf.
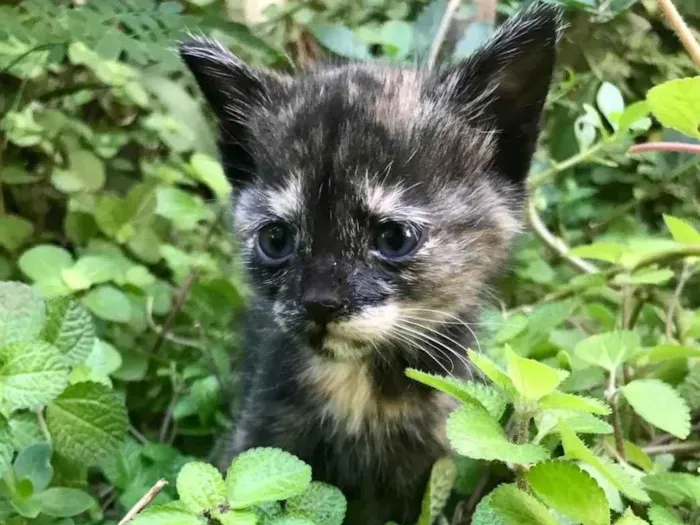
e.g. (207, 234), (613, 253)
(539, 392), (611, 415)
(82, 285), (132, 323)
(472, 496), (506, 525)
(84, 339), (122, 377)
(41, 297), (96, 365)
(446, 404), (548, 465)
(417, 458), (455, 525)
(286, 481), (347, 525)
(0, 415), (12, 476)
(663, 215), (700, 244)
(190, 153), (232, 202)
(648, 506), (684, 525)
(614, 508), (649, 525)
(46, 381), (127, 465)
(0, 214), (33, 252)
(0, 340), (68, 411)
(176, 462), (226, 514)
(36, 487), (96, 517)
(621, 380), (690, 439)
(14, 442), (53, 492)
(505, 347), (569, 402)
(405, 368), (507, 418)
(525, 460), (610, 525)
(0, 282), (47, 345)
(226, 447), (312, 508)
(636, 344), (700, 365)
(18, 245), (74, 283)
(646, 77), (700, 139)
(130, 502), (206, 525)
(643, 472), (700, 507)
(468, 350), (515, 397)
(574, 331), (640, 374)
(489, 484), (557, 525)
(596, 82), (625, 129)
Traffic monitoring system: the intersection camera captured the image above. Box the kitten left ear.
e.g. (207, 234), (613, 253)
(437, 3), (563, 184)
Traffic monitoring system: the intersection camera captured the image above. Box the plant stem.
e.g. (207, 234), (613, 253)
(629, 142), (700, 155)
(607, 374), (627, 461)
(513, 409), (531, 490)
(428, 0), (462, 71)
(655, 0), (700, 66)
(644, 441), (700, 455)
(118, 479), (168, 525)
(665, 261), (694, 340)
(528, 140), (608, 189)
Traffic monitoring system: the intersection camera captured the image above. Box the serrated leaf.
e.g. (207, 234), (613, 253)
(46, 381), (127, 465)
(539, 392), (611, 415)
(643, 472), (700, 507)
(14, 442), (53, 492)
(648, 506), (684, 525)
(614, 508), (649, 525)
(405, 368), (506, 418)
(621, 379), (690, 439)
(467, 351), (515, 397)
(226, 447), (312, 508)
(0, 340), (68, 411)
(505, 347), (569, 402)
(36, 487), (96, 517)
(176, 462), (226, 514)
(472, 496), (506, 525)
(570, 243), (628, 264)
(489, 484), (557, 525)
(417, 457), (455, 525)
(18, 245), (74, 282)
(0, 415), (12, 476)
(0, 282), (47, 345)
(286, 481), (347, 525)
(574, 331), (641, 373)
(560, 425), (649, 503)
(446, 404), (548, 465)
(646, 77), (700, 138)
(130, 502), (206, 525)
(663, 215), (700, 244)
(41, 297), (96, 365)
(82, 285), (132, 323)
(635, 343), (700, 365)
(537, 410), (613, 438)
(526, 460), (610, 525)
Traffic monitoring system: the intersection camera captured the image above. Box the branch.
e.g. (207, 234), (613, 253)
(665, 262), (694, 339)
(528, 140), (607, 189)
(428, 0), (462, 71)
(118, 479), (168, 525)
(655, 0), (700, 66)
(629, 142), (700, 155)
(644, 441), (700, 455)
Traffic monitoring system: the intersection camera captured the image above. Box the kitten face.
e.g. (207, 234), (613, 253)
(181, 4), (560, 360)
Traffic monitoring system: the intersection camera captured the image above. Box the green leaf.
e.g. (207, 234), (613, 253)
(489, 484), (557, 525)
(308, 23), (372, 60)
(570, 243), (628, 264)
(596, 82), (625, 128)
(663, 215), (700, 244)
(525, 460), (610, 525)
(417, 458), (455, 525)
(36, 487), (95, 517)
(226, 447), (312, 508)
(378, 20), (414, 58)
(286, 481), (347, 525)
(8, 412), (44, 450)
(446, 404), (548, 465)
(505, 347), (569, 402)
(269, 518), (316, 525)
(646, 77), (700, 139)
(643, 472), (700, 507)
(62, 255), (123, 290)
(156, 187), (213, 231)
(176, 462), (226, 514)
(41, 297), (96, 365)
(536, 410), (613, 439)
(405, 368), (507, 418)
(648, 506), (684, 525)
(617, 101), (651, 131)
(467, 350), (515, 397)
(614, 508), (649, 525)
(614, 268), (674, 286)
(18, 245), (74, 283)
(621, 379), (690, 439)
(573, 331), (641, 373)
(0, 214), (34, 252)
(0, 282), (47, 345)
(51, 149), (106, 193)
(82, 285), (132, 323)
(14, 443), (53, 492)
(84, 339), (122, 377)
(130, 502), (206, 525)
(218, 510), (259, 525)
(538, 392), (611, 415)
(190, 153), (232, 202)
(0, 340), (68, 412)
(0, 415), (12, 476)
(46, 381), (127, 465)
(560, 425), (649, 502)
(472, 496), (506, 525)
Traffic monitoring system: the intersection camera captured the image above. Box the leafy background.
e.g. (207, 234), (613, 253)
(0, 0), (698, 524)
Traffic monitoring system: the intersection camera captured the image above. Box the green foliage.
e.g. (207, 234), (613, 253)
(1, 0), (699, 523)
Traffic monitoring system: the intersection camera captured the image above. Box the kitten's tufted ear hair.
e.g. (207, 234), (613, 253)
(179, 37), (286, 188)
(436, 3), (563, 185)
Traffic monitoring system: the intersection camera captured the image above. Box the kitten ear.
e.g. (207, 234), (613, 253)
(437, 3), (563, 184)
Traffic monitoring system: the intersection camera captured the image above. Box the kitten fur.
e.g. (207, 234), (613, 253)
(180, 4), (561, 524)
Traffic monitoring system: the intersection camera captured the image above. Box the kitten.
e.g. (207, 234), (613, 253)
(180, 4), (560, 523)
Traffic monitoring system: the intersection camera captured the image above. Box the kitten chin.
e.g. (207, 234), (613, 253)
(180, 3), (562, 524)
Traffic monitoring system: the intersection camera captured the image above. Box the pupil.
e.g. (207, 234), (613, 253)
(385, 226), (407, 251)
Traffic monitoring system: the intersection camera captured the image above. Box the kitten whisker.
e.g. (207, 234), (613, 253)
(395, 320), (471, 371)
(388, 328), (456, 378)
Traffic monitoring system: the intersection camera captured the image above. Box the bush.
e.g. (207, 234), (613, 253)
(0, 0), (698, 524)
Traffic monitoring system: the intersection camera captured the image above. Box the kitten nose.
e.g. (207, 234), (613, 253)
(302, 290), (343, 325)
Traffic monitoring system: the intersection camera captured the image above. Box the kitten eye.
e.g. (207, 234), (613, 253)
(257, 223), (295, 262)
(374, 222), (422, 260)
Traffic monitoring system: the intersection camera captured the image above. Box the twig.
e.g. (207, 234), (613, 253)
(118, 479), (168, 525)
(129, 424), (150, 445)
(159, 381), (182, 443)
(655, 0), (700, 66)
(35, 409), (51, 444)
(665, 262), (694, 340)
(644, 441), (700, 455)
(607, 384), (627, 461)
(629, 142), (700, 155)
(528, 140), (607, 189)
(146, 297), (205, 351)
(428, 0), (462, 71)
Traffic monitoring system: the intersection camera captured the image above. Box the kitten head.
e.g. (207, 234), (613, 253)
(180, 4), (561, 363)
